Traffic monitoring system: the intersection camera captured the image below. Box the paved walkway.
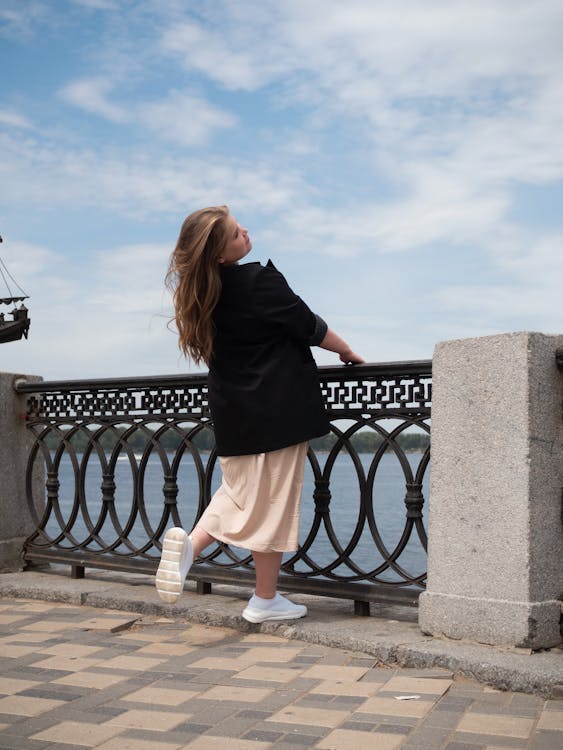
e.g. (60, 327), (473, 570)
(0, 597), (561, 750)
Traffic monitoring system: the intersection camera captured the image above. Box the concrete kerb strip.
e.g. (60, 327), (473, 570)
(0, 568), (562, 697)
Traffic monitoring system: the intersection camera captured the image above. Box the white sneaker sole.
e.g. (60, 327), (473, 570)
(155, 528), (193, 604)
(242, 605), (307, 623)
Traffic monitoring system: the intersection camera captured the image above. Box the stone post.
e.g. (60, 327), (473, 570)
(0, 371), (43, 572)
(419, 332), (563, 649)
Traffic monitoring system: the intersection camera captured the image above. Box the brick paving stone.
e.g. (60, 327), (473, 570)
(380, 675), (453, 696)
(53, 670), (132, 689)
(357, 695), (437, 718)
(277, 732), (321, 745)
(240, 633), (288, 644)
(237, 709), (273, 720)
(349, 710), (420, 726)
(95, 738), (183, 750)
(237, 646), (304, 664)
(19, 686), (86, 701)
(300, 664), (370, 682)
(339, 720), (374, 731)
(175, 721), (214, 734)
(317, 728), (404, 749)
(456, 712), (535, 738)
(189, 656), (249, 670)
(203, 715), (273, 739)
(291, 655), (323, 664)
(452, 733), (527, 747)
(358, 669), (397, 683)
(0, 739), (58, 750)
(106, 708), (193, 732)
(528, 731), (563, 749)
(310, 679), (381, 697)
(88, 705), (125, 717)
(0, 694), (66, 716)
(30, 720), (124, 746)
(3, 631), (58, 643)
(241, 729), (284, 742)
(96, 654), (168, 671)
(289, 693), (329, 705)
(181, 736), (272, 749)
(536, 709), (563, 729)
(435, 696), (476, 711)
(15, 667), (74, 681)
(0, 676), (42, 694)
(449, 681), (487, 694)
(137, 642), (195, 656)
(377, 723), (413, 734)
(333, 694), (372, 706)
(423, 708), (469, 730)
(199, 685), (273, 707)
(120, 685), (197, 706)
(232, 665), (306, 683)
(255, 688), (309, 712)
(256, 720), (327, 738)
(509, 692), (544, 708)
(403, 725), (453, 747)
(266, 704), (350, 728)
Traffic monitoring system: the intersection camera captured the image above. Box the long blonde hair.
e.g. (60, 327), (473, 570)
(166, 205), (230, 366)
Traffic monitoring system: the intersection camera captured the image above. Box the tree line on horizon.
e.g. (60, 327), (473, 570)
(43, 425), (430, 454)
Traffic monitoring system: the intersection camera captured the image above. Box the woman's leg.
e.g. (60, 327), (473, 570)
(189, 525), (216, 557)
(252, 550), (283, 599)
(243, 549), (306, 623)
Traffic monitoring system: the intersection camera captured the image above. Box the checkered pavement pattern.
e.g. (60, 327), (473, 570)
(0, 598), (561, 749)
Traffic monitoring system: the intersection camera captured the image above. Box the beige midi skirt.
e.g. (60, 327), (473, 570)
(197, 442), (308, 553)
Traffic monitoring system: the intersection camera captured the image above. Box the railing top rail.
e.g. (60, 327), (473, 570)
(13, 359), (433, 394)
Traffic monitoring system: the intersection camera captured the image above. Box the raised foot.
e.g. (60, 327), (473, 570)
(155, 527), (193, 604)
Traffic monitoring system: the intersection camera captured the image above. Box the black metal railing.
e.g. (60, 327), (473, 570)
(15, 361), (432, 611)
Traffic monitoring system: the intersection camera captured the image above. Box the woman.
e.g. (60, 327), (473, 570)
(156, 206), (363, 622)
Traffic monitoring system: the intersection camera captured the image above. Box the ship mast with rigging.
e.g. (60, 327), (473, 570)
(0, 235), (31, 344)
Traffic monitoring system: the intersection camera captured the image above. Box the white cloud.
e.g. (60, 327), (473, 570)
(0, 2), (48, 39)
(0, 109), (34, 130)
(71, 0), (119, 9)
(0, 240), (59, 278)
(60, 78), (237, 146)
(139, 90), (237, 146)
(0, 128), (307, 218)
(161, 20), (286, 91)
(59, 77), (128, 123)
(92, 242), (170, 313)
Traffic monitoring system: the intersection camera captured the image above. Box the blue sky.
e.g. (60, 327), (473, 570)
(1, 0), (563, 379)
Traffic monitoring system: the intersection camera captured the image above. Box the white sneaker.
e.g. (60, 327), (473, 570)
(155, 528), (193, 603)
(242, 593), (307, 623)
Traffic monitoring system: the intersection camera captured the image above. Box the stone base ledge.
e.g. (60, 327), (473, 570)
(0, 537), (27, 573)
(419, 591), (562, 650)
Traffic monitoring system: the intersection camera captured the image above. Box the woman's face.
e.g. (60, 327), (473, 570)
(219, 215), (252, 265)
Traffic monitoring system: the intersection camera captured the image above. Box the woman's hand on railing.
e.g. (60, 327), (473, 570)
(318, 328), (365, 364)
(339, 349), (365, 365)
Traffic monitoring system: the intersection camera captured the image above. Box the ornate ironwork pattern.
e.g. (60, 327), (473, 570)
(17, 362), (431, 605)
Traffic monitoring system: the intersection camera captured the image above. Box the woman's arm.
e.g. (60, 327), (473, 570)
(318, 328), (365, 364)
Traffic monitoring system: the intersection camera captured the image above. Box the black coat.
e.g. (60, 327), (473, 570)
(208, 260), (330, 456)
